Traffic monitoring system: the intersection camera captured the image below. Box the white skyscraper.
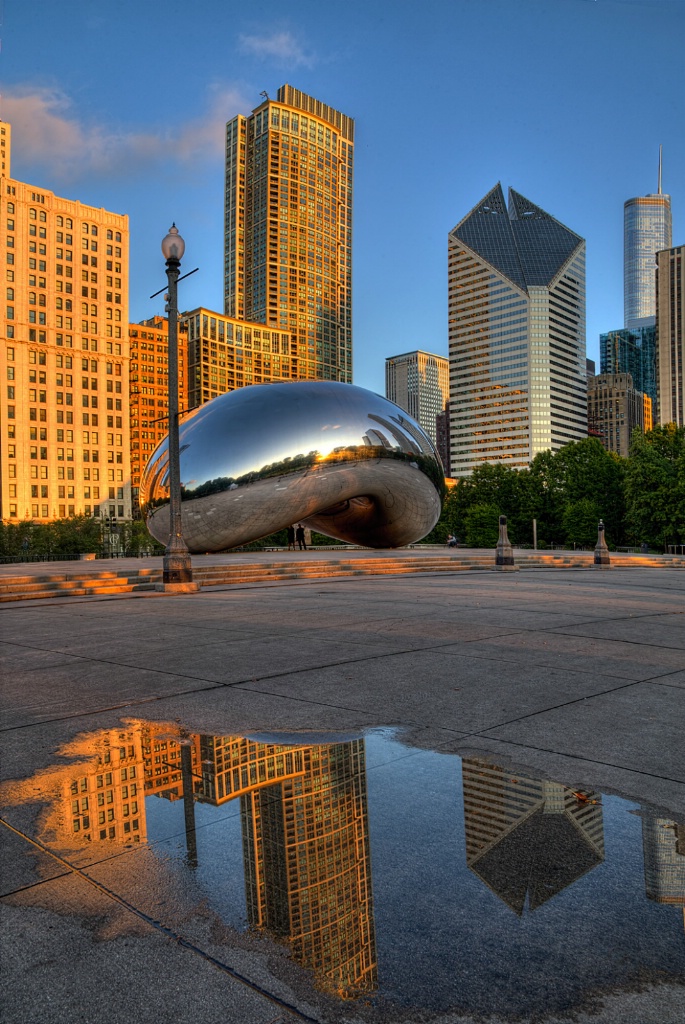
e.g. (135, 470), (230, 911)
(385, 350), (449, 445)
(448, 184), (587, 477)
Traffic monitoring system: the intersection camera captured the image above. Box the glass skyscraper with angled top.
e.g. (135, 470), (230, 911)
(448, 184), (587, 477)
(624, 150), (672, 331)
(224, 85), (354, 384)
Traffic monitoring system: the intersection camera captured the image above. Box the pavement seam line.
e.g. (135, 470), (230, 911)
(234, 671), (681, 748)
(534, 627), (685, 652)
(435, 675), (671, 735)
(447, 735), (685, 788)
(0, 816), (319, 1024)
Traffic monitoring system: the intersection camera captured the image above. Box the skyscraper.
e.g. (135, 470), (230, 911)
(624, 150), (672, 331)
(385, 349), (449, 446)
(448, 184), (587, 477)
(191, 733), (377, 997)
(1, 121), (132, 523)
(241, 739), (377, 997)
(656, 244), (684, 426)
(182, 307), (292, 409)
(224, 85), (354, 384)
(587, 372), (651, 457)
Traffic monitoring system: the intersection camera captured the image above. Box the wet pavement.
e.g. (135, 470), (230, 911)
(1, 565), (684, 1023)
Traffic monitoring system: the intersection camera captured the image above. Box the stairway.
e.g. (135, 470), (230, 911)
(0, 552), (682, 603)
(0, 568), (161, 603)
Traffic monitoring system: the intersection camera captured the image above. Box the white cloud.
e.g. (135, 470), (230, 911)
(238, 30), (316, 68)
(0, 85), (249, 183)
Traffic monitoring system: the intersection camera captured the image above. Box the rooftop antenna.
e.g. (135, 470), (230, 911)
(260, 90), (269, 102)
(658, 144), (663, 195)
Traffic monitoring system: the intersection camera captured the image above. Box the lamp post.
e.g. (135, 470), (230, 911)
(161, 224), (193, 585)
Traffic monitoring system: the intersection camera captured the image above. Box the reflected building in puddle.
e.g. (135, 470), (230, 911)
(642, 815), (685, 932)
(1, 723), (377, 997)
(195, 734), (377, 998)
(135, 726), (378, 996)
(461, 761), (605, 913)
(0, 725), (148, 849)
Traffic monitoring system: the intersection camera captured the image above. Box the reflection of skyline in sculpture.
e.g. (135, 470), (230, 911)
(642, 815), (685, 934)
(196, 734), (377, 998)
(462, 761), (605, 914)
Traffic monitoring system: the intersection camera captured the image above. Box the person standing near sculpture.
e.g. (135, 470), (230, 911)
(286, 525), (296, 551)
(295, 524), (307, 551)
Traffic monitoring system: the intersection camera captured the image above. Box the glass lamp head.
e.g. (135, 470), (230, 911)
(161, 223), (185, 261)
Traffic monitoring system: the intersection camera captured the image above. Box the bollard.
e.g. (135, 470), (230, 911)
(495, 515), (518, 571)
(593, 519), (611, 567)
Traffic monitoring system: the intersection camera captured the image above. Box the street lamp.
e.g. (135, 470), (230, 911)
(160, 224), (193, 585)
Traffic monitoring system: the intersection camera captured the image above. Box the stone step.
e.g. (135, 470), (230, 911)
(1, 553), (682, 603)
(0, 581), (158, 602)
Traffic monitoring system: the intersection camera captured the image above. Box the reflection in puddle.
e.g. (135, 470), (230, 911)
(463, 763), (605, 913)
(2, 723), (684, 1017)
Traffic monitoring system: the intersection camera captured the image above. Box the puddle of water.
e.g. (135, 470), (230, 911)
(1, 722), (683, 1018)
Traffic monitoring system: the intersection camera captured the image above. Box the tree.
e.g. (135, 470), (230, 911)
(522, 450), (563, 546)
(523, 440), (626, 547)
(625, 424), (685, 548)
(562, 498), (602, 548)
(448, 464), (525, 542)
(464, 503), (501, 548)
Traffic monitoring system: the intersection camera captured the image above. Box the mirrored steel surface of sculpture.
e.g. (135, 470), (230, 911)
(141, 381), (445, 552)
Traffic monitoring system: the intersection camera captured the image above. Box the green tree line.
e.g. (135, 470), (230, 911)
(0, 516), (163, 558)
(3, 427), (683, 557)
(426, 427), (685, 551)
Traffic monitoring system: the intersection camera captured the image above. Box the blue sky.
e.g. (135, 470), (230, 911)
(2, 0), (683, 395)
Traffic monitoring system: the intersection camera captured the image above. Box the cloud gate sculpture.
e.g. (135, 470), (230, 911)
(141, 381), (445, 552)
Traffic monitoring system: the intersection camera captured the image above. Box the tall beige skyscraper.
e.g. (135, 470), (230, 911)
(385, 350), (449, 446)
(224, 85), (354, 383)
(1, 122), (132, 522)
(448, 185), (587, 477)
(656, 244), (684, 426)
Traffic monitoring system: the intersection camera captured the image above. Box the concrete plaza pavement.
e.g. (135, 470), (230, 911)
(1, 561), (684, 1023)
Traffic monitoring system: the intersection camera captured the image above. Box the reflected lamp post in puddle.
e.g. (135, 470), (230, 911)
(180, 742), (198, 868)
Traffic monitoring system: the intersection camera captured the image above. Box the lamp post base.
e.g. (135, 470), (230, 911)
(155, 581), (201, 594)
(162, 545), (194, 585)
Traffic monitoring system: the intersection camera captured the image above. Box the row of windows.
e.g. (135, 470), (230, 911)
(6, 502), (126, 519)
(4, 203), (123, 242)
(5, 348), (122, 372)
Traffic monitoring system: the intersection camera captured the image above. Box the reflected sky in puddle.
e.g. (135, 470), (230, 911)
(2, 722), (684, 1019)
